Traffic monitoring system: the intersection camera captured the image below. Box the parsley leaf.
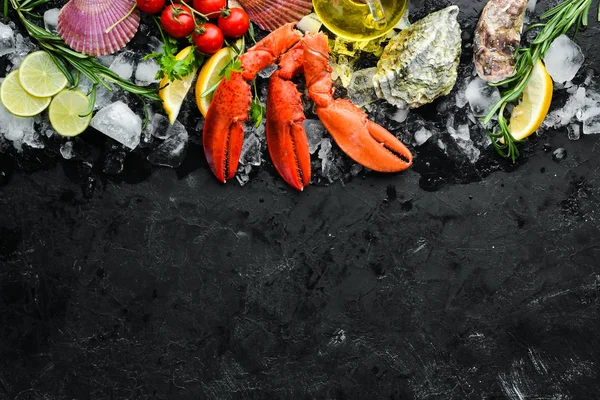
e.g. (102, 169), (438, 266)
(250, 94), (265, 128)
(144, 18), (203, 82)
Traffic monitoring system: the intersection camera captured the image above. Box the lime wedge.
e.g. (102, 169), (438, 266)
(0, 70), (51, 117)
(18, 51), (68, 98)
(49, 90), (92, 137)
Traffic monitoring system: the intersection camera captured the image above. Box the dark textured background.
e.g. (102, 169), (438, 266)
(1, 0), (600, 399)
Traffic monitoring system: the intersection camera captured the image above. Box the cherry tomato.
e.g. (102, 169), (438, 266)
(160, 4), (195, 38)
(192, 0), (226, 18)
(137, 0), (165, 14)
(193, 23), (224, 54)
(218, 8), (250, 38)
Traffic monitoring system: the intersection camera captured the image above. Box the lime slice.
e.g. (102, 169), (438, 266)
(48, 90), (92, 137)
(18, 51), (68, 98)
(0, 70), (51, 117)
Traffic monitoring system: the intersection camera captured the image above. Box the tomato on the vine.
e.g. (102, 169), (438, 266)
(192, 0), (226, 18)
(136, 0), (165, 14)
(218, 8), (250, 38)
(160, 4), (195, 38)
(193, 23), (224, 54)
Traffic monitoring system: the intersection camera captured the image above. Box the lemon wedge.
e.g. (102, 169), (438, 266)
(48, 90), (92, 137)
(195, 46), (237, 117)
(159, 46), (199, 124)
(0, 70), (51, 117)
(508, 59), (553, 140)
(18, 51), (68, 98)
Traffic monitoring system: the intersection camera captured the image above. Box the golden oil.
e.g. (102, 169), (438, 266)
(313, 0), (407, 41)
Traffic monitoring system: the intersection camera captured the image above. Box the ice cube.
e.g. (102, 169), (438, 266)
(0, 22), (16, 57)
(43, 8), (60, 34)
(303, 119), (325, 154)
(109, 50), (135, 80)
(135, 59), (160, 86)
(348, 68), (378, 107)
(568, 124), (580, 140)
(239, 133), (262, 166)
(318, 138), (332, 161)
(236, 165), (253, 186)
(60, 141), (74, 159)
(583, 116), (600, 134)
(0, 100), (35, 151)
(152, 115), (181, 139)
(543, 86), (586, 129)
(543, 35), (584, 83)
(147, 36), (163, 53)
(552, 148), (567, 161)
(23, 130), (44, 149)
(8, 33), (35, 67)
(527, 0), (537, 12)
(258, 64), (278, 79)
(103, 150), (126, 174)
(446, 116), (481, 163)
(147, 123), (188, 168)
(91, 101), (142, 150)
(465, 77), (501, 117)
(414, 127), (433, 146)
(391, 106), (409, 123)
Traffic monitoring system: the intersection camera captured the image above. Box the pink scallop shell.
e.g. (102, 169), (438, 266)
(57, 0), (140, 56)
(238, 0), (313, 32)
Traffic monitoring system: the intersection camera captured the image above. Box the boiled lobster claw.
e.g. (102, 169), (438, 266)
(302, 33), (413, 173)
(202, 25), (413, 190)
(203, 24), (302, 183)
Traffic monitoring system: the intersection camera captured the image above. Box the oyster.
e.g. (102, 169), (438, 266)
(473, 0), (528, 83)
(373, 6), (462, 109)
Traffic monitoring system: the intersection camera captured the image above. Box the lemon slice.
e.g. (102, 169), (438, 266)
(195, 46), (238, 117)
(18, 51), (68, 98)
(159, 46), (200, 124)
(0, 70), (51, 117)
(49, 90), (92, 137)
(508, 59), (553, 140)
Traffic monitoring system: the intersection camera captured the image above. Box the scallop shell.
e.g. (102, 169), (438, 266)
(57, 0), (140, 56)
(238, 0), (313, 32)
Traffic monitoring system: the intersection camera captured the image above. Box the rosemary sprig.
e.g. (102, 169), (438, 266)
(483, 0), (597, 162)
(5, 0), (160, 101)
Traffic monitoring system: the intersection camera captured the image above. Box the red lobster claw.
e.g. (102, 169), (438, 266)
(302, 33), (413, 172)
(202, 24), (302, 183)
(266, 43), (311, 191)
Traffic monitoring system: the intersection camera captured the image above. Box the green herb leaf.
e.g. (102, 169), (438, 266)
(250, 94), (265, 128)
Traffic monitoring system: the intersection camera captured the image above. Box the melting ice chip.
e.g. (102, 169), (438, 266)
(303, 119), (325, 154)
(258, 64), (278, 79)
(60, 141), (74, 160)
(91, 101), (142, 150)
(543, 35), (584, 83)
(0, 99), (35, 151)
(0, 22), (16, 57)
(414, 127), (433, 146)
(135, 59), (160, 86)
(465, 77), (501, 117)
(43, 9), (60, 34)
(239, 133), (261, 166)
(147, 124), (188, 168)
(109, 50), (135, 80)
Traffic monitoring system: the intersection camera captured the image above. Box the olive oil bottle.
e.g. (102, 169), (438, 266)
(313, 0), (407, 41)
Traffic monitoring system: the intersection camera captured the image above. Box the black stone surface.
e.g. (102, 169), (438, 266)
(2, 0), (600, 399)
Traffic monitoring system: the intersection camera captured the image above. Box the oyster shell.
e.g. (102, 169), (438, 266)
(373, 6), (462, 109)
(473, 0), (528, 83)
(57, 0), (140, 56)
